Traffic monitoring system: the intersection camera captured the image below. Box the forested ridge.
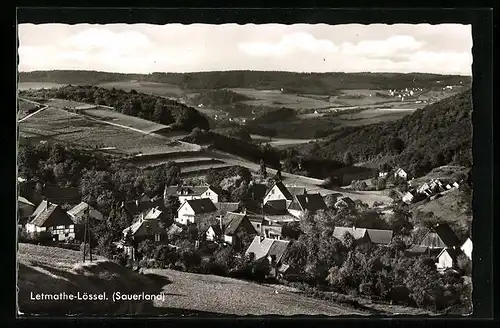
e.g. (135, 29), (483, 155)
(19, 70), (471, 95)
(19, 85), (210, 132)
(310, 89), (472, 177)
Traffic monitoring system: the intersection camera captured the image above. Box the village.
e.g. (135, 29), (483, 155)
(17, 161), (472, 283)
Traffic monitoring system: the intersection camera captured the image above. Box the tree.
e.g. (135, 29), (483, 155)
(343, 151), (354, 166)
(275, 168), (282, 181)
(342, 232), (357, 250)
(377, 178), (387, 191)
(137, 239), (155, 259)
(259, 159), (267, 178)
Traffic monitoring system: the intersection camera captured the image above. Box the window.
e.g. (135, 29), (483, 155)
(256, 224), (260, 228)
(155, 234), (161, 242)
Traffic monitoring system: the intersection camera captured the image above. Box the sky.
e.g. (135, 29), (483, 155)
(17, 23), (472, 75)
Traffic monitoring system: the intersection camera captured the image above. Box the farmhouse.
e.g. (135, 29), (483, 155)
(334, 197), (356, 210)
(394, 168), (409, 180)
(419, 223), (461, 249)
(436, 247), (464, 270)
(67, 202), (104, 224)
(245, 236), (290, 277)
(121, 197), (165, 221)
(262, 181), (306, 205)
(365, 229), (394, 246)
(332, 227), (393, 248)
(262, 200), (299, 223)
(165, 185), (222, 204)
(26, 201), (77, 242)
(460, 237), (473, 260)
(176, 198), (217, 225)
(18, 196), (35, 226)
(287, 193), (327, 218)
(417, 183), (431, 195)
(122, 214), (166, 243)
(42, 185), (81, 205)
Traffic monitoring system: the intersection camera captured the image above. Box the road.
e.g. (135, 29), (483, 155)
(18, 97), (49, 123)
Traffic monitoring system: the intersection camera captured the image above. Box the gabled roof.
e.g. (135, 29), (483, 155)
(288, 186), (307, 197)
(123, 198), (165, 217)
(144, 207), (163, 220)
(208, 224), (223, 236)
(263, 199), (288, 215)
(365, 229), (393, 245)
(437, 247), (463, 261)
(224, 215), (257, 236)
(332, 227), (367, 241)
(43, 186), (81, 204)
(167, 223), (183, 236)
(123, 217), (164, 237)
(245, 236), (290, 262)
(248, 183), (268, 201)
(30, 202), (73, 227)
(292, 193), (327, 212)
(406, 245), (429, 255)
(67, 202), (104, 222)
(183, 198), (217, 214)
(271, 181), (293, 200)
(32, 200), (49, 219)
(432, 223), (461, 247)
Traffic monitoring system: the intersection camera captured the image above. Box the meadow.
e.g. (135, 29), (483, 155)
(98, 80), (187, 97)
(18, 82), (67, 91)
(230, 88), (333, 110)
(83, 108), (170, 134)
(19, 107), (200, 156)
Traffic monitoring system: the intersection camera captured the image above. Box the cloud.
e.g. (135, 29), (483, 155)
(239, 32), (339, 57)
(340, 35), (424, 58)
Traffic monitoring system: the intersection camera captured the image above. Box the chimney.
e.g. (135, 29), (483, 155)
(243, 208), (247, 215)
(135, 199), (139, 206)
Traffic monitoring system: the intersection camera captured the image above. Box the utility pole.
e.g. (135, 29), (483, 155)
(82, 205), (93, 262)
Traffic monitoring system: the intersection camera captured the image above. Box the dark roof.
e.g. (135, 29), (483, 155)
(273, 181), (293, 200)
(365, 229), (393, 245)
(245, 236), (290, 262)
(30, 202), (74, 227)
(167, 223), (183, 236)
(267, 239), (290, 263)
(288, 186), (307, 197)
(185, 198), (217, 214)
(208, 224), (223, 236)
(123, 218), (164, 237)
(293, 193), (327, 212)
(248, 183), (268, 201)
(263, 199), (288, 215)
(222, 212), (258, 236)
(67, 202), (104, 223)
(224, 216), (252, 236)
(43, 186), (81, 204)
(433, 224), (461, 247)
(406, 245), (429, 254)
(332, 227), (367, 241)
(31, 200), (49, 218)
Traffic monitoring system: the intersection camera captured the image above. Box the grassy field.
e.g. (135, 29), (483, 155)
(410, 188), (470, 225)
(18, 99), (40, 120)
(144, 268), (365, 316)
(19, 107), (199, 156)
(231, 88), (333, 110)
(83, 108), (169, 134)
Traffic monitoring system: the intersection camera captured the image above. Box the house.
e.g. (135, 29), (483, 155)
(460, 237), (473, 260)
(18, 196), (35, 226)
(402, 191), (415, 204)
(42, 185), (81, 205)
(121, 198), (166, 221)
(175, 198), (217, 225)
(453, 182), (460, 188)
(419, 223), (461, 249)
(220, 212), (258, 247)
(262, 224), (283, 240)
(26, 201), (77, 242)
(394, 168), (409, 180)
(206, 224), (223, 242)
(277, 263), (301, 281)
(245, 236), (290, 277)
(436, 247), (464, 270)
(166, 223), (184, 239)
(262, 181), (305, 205)
(287, 193), (327, 218)
(445, 184), (452, 190)
(429, 179), (444, 192)
(214, 202), (240, 215)
(334, 197), (356, 210)
(165, 185), (222, 204)
(417, 182), (432, 196)
(405, 245), (430, 257)
(67, 202), (104, 224)
(262, 200), (299, 223)
(122, 214), (166, 244)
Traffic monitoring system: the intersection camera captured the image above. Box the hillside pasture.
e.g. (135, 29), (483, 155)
(230, 88), (333, 110)
(409, 165), (469, 188)
(44, 98), (100, 110)
(19, 107), (200, 156)
(18, 99), (41, 120)
(332, 108), (415, 126)
(82, 108), (169, 134)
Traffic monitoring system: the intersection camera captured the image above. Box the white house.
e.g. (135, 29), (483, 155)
(436, 247), (462, 270)
(175, 198), (217, 225)
(460, 237), (473, 260)
(378, 172), (389, 178)
(26, 201), (76, 242)
(262, 181), (306, 205)
(417, 182), (431, 195)
(453, 182), (460, 188)
(394, 168), (409, 180)
(402, 191), (415, 204)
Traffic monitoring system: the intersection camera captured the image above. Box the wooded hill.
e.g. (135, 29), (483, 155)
(19, 85), (210, 132)
(19, 70), (471, 95)
(310, 89), (472, 178)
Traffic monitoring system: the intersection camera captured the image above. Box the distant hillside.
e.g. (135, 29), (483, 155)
(191, 89), (253, 106)
(19, 85), (210, 132)
(19, 70), (471, 95)
(311, 89), (472, 178)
